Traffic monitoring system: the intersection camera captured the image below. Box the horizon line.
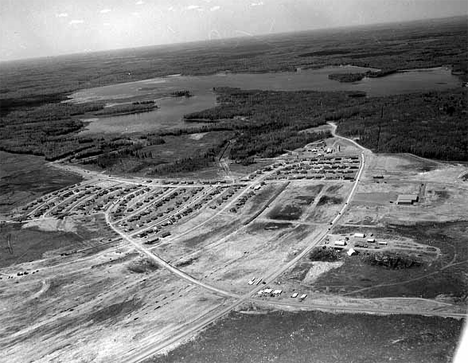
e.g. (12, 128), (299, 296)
(1, 14), (466, 64)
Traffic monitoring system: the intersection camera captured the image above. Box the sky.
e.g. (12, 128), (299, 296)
(1, 0), (467, 61)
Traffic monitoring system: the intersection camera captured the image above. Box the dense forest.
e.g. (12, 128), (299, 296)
(335, 88), (468, 160)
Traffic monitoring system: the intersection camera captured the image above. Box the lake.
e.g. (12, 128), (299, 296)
(71, 66), (461, 135)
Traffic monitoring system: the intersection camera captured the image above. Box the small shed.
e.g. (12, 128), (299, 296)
(347, 248), (357, 256)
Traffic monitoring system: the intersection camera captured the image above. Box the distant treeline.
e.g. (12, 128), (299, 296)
(1, 16), (466, 105)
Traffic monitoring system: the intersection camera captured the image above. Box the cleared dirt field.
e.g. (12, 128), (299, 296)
(343, 182), (468, 226)
(0, 241), (233, 363)
(177, 222), (318, 294)
(267, 183), (324, 221)
(305, 182), (352, 223)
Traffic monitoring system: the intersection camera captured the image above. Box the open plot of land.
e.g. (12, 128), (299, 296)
(0, 235), (233, 363)
(0, 214), (116, 269)
(307, 222), (468, 299)
(305, 183), (352, 223)
(147, 310), (463, 363)
(343, 179), (468, 227)
(177, 221), (319, 294)
(0, 151), (82, 215)
(266, 183), (324, 221)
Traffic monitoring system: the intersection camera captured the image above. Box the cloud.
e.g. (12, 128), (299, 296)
(69, 19), (84, 25)
(251, 1), (264, 6)
(55, 13), (69, 18)
(210, 6), (220, 11)
(186, 5), (201, 10)
(136, 0), (144, 5)
(100, 9), (112, 14)
(168, 6), (175, 11)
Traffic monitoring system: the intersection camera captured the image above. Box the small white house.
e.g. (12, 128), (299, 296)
(367, 238), (376, 243)
(335, 240), (347, 247)
(354, 233), (366, 238)
(347, 248), (357, 256)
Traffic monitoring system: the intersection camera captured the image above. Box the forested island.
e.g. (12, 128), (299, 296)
(94, 101), (157, 117)
(328, 69), (399, 83)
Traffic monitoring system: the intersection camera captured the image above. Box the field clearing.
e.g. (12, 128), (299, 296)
(155, 183), (292, 265)
(311, 222), (468, 299)
(0, 151), (82, 215)
(266, 183), (324, 221)
(305, 182), (352, 223)
(0, 214), (118, 268)
(0, 223), (83, 268)
(343, 182), (468, 226)
(148, 310), (463, 363)
(363, 153), (467, 185)
(143, 131), (234, 160)
(0, 242), (232, 363)
(179, 221), (319, 294)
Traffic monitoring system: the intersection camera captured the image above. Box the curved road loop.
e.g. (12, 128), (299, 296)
(102, 128), (462, 362)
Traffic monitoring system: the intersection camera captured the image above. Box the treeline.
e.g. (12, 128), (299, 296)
(336, 88), (468, 161)
(0, 101), (105, 160)
(328, 73), (365, 83)
(149, 144), (224, 175)
(362, 252), (423, 269)
(171, 90), (192, 97)
(183, 87), (361, 162)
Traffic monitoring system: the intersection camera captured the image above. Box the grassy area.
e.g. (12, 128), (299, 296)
(0, 215), (117, 269)
(0, 151), (82, 214)
(0, 223), (83, 268)
(146, 310), (463, 363)
(313, 222), (468, 299)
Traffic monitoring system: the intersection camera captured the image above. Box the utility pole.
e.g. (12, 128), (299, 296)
(7, 233), (13, 255)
